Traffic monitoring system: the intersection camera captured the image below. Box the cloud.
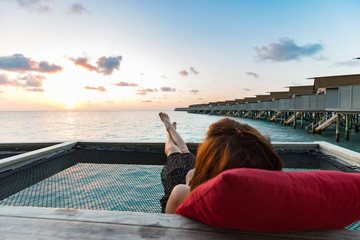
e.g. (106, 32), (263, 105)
(84, 86), (106, 92)
(179, 70), (188, 76)
(97, 56), (122, 75)
(0, 73), (46, 89)
(142, 100), (153, 103)
(335, 60), (360, 67)
(26, 87), (44, 92)
(254, 38), (323, 61)
(68, 3), (88, 14)
(190, 67), (199, 74)
(290, 82), (304, 86)
(69, 55), (122, 75)
(69, 57), (97, 71)
(136, 88), (157, 95)
(312, 55), (329, 61)
(246, 72), (259, 78)
(0, 89), (3, 94)
(190, 89), (199, 95)
(0, 74), (9, 85)
(0, 54), (62, 73)
(243, 88), (251, 91)
(0, 73), (46, 92)
(16, 0), (53, 13)
(18, 74), (45, 87)
(180, 67), (199, 76)
(114, 81), (138, 87)
(161, 74), (167, 79)
(160, 87), (176, 92)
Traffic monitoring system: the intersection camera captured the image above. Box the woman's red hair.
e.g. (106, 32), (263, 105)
(190, 118), (283, 191)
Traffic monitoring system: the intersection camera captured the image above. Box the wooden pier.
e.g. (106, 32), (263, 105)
(183, 74), (360, 142)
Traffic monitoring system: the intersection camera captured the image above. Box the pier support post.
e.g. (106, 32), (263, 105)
(356, 114), (359, 132)
(278, 112), (280, 124)
(301, 113), (304, 129)
(311, 122), (315, 134)
(345, 114), (350, 140)
(336, 114), (340, 142)
(293, 112), (297, 129)
(274, 112), (277, 124)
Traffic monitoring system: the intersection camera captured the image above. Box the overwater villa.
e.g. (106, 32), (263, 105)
(186, 74), (360, 142)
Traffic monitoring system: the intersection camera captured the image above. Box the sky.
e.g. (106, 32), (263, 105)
(0, 0), (360, 111)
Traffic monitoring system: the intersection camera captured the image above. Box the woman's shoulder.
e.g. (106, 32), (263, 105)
(173, 184), (191, 196)
(166, 184), (191, 214)
(171, 184), (191, 205)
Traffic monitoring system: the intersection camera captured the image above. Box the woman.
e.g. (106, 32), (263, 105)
(159, 112), (283, 214)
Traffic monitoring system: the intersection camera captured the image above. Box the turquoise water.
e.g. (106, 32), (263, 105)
(0, 110), (360, 152)
(0, 163), (164, 213)
(0, 166), (323, 213)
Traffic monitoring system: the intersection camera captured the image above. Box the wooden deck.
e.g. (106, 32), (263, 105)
(0, 206), (359, 240)
(1, 141), (360, 239)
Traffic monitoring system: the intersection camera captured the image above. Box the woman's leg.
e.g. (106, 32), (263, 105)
(164, 122), (182, 156)
(159, 112), (190, 154)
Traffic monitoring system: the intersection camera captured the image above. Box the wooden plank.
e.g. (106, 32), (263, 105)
(0, 216), (321, 240)
(78, 141), (199, 150)
(271, 142), (319, 151)
(0, 141), (77, 172)
(326, 109), (360, 114)
(79, 142), (320, 151)
(317, 141), (360, 167)
(0, 142), (61, 151)
(77, 141), (199, 154)
(0, 206), (358, 240)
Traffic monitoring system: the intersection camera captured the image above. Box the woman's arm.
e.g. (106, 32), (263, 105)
(165, 184), (190, 214)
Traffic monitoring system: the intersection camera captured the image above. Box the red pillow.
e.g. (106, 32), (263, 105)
(176, 168), (360, 232)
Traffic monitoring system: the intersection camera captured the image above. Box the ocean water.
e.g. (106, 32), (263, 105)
(1, 110), (360, 152)
(1, 110), (360, 217)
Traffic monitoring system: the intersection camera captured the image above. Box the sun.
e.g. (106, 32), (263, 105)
(66, 103), (74, 110)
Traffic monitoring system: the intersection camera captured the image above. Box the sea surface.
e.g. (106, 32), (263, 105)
(1, 110), (360, 152)
(2, 110), (360, 217)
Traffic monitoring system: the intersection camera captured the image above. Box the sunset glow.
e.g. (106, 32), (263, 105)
(66, 103), (74, 110)
(0, 0), (360, 111)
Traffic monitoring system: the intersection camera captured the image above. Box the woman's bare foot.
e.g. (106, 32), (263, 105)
(159, 112), (173, 132)
(159, 112), (190, 154)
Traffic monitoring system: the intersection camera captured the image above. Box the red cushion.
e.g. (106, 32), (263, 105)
(176, 168), (360, 232)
